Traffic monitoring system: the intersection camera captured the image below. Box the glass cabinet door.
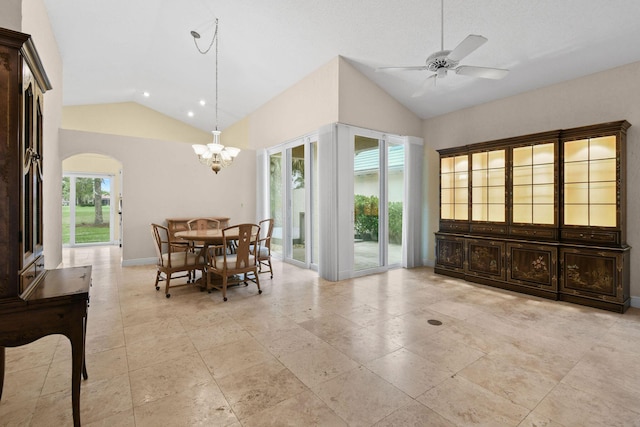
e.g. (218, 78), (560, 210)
(564, 136), (617, 227)
(440, 155), (468, 221)
(512, 142), (555, 225)
(471, 150), (505, 222)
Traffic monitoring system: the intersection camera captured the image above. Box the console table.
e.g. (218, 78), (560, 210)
(0, 266), (91, 427)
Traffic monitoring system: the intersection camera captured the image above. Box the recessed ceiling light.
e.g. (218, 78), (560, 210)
(187, 111), (194, 117)
(143, 91), (150, 97)
(199, 100), (206, 106)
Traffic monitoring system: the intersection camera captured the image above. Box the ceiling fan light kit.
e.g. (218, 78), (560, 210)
(377, 0), (509, 97)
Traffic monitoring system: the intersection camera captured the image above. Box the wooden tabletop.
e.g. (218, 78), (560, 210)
(175, 229), (256, 244)
(175, 229), (225, 243)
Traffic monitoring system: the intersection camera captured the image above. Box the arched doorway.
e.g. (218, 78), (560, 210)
(62, 153), (123, 246)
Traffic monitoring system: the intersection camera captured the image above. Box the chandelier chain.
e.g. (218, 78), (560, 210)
(215, 18), (218, 131)
(192, 18), (217, 54)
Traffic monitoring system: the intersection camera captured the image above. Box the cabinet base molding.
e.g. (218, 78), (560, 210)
(558, 293), (629, 314)
(436, 266), (629, 313)
(464, 275), (558, 301)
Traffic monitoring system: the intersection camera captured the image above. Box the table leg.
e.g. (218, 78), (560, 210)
(0, 346), (5, 400)
(82, 314), (88, 380)
(70, 324), (85, 427)
(203, 244), (211, 292)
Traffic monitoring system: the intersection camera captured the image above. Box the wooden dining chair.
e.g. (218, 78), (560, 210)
(255, 218), (274, 279)
(187, 217), (221, 231)
(150, 223), (206, 298)
(206, 223), (261, 301)
(186, 218), (221, 252)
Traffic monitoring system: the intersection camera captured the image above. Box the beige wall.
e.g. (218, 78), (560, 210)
(63, 102), (213, 145)
(244, 56), (422, 151)
(338, 57), (422, 138)
(222, 116), (250, 149)
(21, 0), (65, 268)
(247, 57), (340, 150)
(423, 60), (640, 302)
(1, 0), (22, 30)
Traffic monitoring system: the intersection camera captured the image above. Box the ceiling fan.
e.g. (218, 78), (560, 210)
(376, 0), (509, 97)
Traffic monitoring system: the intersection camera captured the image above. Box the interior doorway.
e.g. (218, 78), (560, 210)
(62, 153), (122, 247)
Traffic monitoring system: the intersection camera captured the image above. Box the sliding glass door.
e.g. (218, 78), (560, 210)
(269, 152), (283, 256)
(354, 136), (381, 270)
(353, 132), (405, 273)
(268, 135), (319, 269)
(387, 141), (405, 265)
(265, 124), (419, 281)
(290, 144), (306, 263)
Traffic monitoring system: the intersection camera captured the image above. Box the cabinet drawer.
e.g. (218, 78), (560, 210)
(470, 224), (508, 236)
(561, 229), (619, 245)
(509, 227), (557, 240)
(440, 221), (469, 233)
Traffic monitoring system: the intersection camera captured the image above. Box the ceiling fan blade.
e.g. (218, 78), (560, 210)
(455, 66), (509, 79)
(447, 35), (487, 62)
(376, 66), (429, 72)
(411, 74), (437, 97)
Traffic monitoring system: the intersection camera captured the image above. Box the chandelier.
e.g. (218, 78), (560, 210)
(190, 18), (240, 174)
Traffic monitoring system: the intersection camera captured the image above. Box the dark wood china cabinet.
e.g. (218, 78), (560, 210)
(435, 121), (630, 312)
(0, 28), (91, 426)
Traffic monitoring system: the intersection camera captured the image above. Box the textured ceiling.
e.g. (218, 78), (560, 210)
(43, 0), (640, 133)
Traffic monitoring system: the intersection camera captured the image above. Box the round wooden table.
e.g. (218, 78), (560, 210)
(175, 228), (226, 244)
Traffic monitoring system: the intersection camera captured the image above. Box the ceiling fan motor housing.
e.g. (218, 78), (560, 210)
(426, 50), (459, 72)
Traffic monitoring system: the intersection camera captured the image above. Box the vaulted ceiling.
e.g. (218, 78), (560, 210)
(43, 0), (640, 133)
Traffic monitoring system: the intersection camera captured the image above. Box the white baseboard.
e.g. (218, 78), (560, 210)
(122, 257), (156, 267)
(630, 296), (640, 309)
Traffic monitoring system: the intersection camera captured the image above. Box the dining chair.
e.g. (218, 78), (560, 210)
(206, 223), (261, 301)
(187, 217), (221, 231)
(150, 223), (206, 298)
(255, 218), (274, 279)
(186, 217), (221, 251)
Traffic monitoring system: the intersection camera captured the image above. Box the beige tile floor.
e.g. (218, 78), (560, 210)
(2, 245), (640, 426)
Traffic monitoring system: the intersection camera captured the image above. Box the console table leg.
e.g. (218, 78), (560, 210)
(70, 329), (85, 427)
(0, 346), (5, 400)
(82, 315), (88, 380)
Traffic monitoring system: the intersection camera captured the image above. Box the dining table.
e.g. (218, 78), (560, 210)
(175, 228), (227, 246)
(174, 228), (256, 292)
(175, 228), (259, 249)
(175, 229), (225, 292)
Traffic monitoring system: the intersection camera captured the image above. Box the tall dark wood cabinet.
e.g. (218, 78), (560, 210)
(0, 28), (91, 426)
(435, 121), (631, 312)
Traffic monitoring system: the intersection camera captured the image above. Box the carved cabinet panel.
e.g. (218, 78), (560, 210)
(435, 233), (465, 275)
(507, 242), (557, 291)
(560, 247), (629, 307)
(465, 238), (505, 281)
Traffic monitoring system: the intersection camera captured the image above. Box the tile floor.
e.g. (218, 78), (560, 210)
(1, 245), (640, 426)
